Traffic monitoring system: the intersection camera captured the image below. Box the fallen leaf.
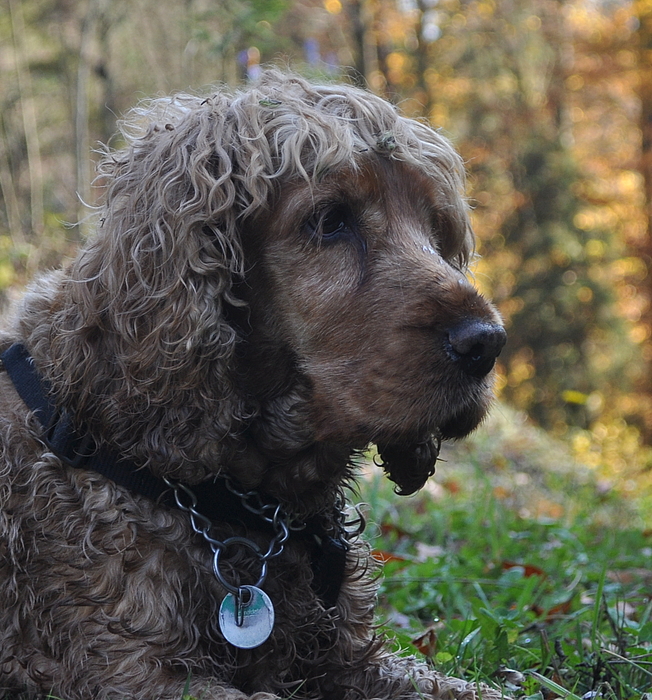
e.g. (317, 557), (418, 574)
(532, 598), (573, 621)
(502, 561), (546, 577)
(607, 568), (652, 584)
(494, 667), (525, 688)
(379, 523), (410, 539)
(441, 479), (461, 494)
(493, 486), (511, 499)
(412, 626), (438, 657)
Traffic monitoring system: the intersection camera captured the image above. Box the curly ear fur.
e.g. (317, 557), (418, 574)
(17, 70), (472, 481)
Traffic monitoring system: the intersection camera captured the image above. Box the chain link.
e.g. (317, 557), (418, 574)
(223, 477), (307, 531)
(163, 476), (298, 595)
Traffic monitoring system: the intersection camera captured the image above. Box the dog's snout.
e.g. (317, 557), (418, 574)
(447, 320), (506, 378)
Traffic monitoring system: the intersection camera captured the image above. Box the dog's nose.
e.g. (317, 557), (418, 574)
(447, 320), (506, 378)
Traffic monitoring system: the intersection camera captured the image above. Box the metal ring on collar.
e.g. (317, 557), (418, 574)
(212, 536), (268, 595)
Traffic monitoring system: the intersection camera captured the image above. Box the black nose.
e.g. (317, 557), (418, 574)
(447, 320), (506, 378)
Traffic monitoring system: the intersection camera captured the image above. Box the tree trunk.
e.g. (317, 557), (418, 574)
(345, 0), (380, 90)
(634, 0), (652, 430)
(0, 116), (23, 241)
(76, 0), (103, 233)
(9, 0), (43, 238)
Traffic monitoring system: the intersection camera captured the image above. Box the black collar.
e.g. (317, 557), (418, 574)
(1, 342), (347, 608)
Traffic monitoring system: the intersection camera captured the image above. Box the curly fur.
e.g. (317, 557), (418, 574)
(0, 71), (506, 700)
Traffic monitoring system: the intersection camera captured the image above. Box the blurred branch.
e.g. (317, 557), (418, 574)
(9, 0), (43, 237)
(346, 0), (380, 89)
(76, 0), (102, 232)
(361, 0), (380, 89)
(635, 0), (652, 241)
(0, 116), (23, 240)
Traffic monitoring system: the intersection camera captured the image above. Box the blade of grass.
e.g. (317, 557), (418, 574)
(591, 565), (607, 651)
(602, 648), (652, 680)
(528, 671), (583, 699)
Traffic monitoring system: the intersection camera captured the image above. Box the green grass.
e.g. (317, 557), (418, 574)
(354, 407), (652, 699)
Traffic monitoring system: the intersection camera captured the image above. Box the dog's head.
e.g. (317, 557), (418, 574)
(38, 71), (504, 499)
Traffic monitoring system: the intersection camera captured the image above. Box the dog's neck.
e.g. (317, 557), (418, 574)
(228, 432), (356, 519)
(225, 306), (361, 515)
(222, 381), (354, 516)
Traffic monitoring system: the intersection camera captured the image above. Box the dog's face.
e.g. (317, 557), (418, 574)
(239, 156), (505, 451)
(46, 75), (504, 495)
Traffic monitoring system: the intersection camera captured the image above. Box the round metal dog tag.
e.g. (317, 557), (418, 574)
(219, 585), (275, 649)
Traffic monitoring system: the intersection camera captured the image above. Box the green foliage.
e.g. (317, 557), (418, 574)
(357, 413), (652, 698)
(497, 138), (636, 430)
(191, 0), (292, 62)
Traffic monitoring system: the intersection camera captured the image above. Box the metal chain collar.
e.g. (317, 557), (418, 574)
(163, 476), (297, 596)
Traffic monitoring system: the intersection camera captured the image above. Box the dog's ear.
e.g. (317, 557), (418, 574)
(42, 95), (271, 478)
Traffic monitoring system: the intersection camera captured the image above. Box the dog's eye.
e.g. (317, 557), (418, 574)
(306, 205), (353, 243)
(321, 208), (349, 239)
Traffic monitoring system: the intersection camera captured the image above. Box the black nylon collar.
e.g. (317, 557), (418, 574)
(1, 343), (347, 607)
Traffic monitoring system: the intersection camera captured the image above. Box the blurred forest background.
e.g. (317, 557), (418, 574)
(3, 0), (652, 502)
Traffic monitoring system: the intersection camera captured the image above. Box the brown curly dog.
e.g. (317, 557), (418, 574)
(0, 71), (506, 700)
